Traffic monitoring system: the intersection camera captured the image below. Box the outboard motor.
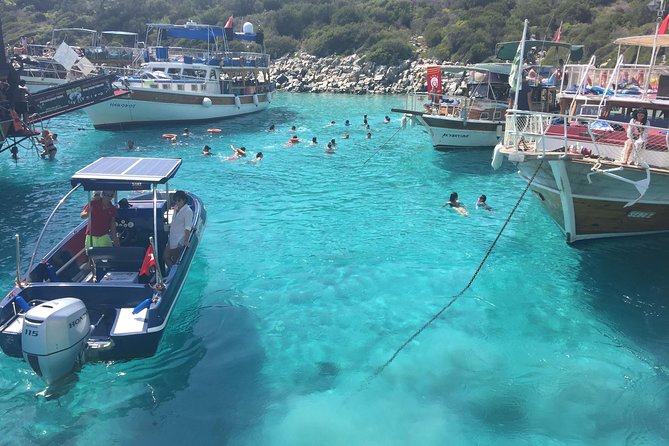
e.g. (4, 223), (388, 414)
(21, 298), (91, 384)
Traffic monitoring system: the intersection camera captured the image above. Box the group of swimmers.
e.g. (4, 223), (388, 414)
(442, 192), (492, 216)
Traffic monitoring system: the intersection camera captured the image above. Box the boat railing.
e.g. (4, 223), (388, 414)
(503, 110), (669, 169)
(144, 46), (269, 67)
(560, 63), (669, 97)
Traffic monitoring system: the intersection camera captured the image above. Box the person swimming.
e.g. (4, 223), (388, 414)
(442, 192), (469, 216)
(476, 194), (492, 211)
(227, 144), (246, 160)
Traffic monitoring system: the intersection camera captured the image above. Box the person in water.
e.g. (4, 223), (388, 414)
(251, 152), (263, 162)
(476, 194), (492, 211)
(442, 192), (469, 216)
(182, 128), (192, 136)
(228, 144), (247, 160)
(311, 137), (318, 145)
(288, 135), (301, 145)
(202, 145), (213, 156)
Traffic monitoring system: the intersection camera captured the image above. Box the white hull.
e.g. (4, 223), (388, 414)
(85, 93), (270, 128)
(417, 115), (504, 149)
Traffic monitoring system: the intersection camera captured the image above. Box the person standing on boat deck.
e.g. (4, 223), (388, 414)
(84, 190), (119, 249)
(164, 190), (193, 269)
(508, 71), (532, 111)
(622, 108), (649, 164)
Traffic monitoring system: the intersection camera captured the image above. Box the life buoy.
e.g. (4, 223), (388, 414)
(289, 137), (300, 143)
(207, 128), (222, 133)
(491, 143), (504, 170)
(162, 133), (177, 139)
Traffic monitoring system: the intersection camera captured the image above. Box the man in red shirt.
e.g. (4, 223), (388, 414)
(83, 190), (119, 249)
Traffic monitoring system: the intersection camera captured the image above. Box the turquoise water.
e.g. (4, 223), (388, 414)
(0, 93), (668, 445)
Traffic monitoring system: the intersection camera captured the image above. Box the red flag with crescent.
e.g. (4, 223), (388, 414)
(139, 245), (157, 276)
(660, 14), (669, 35)
(426, 66), (442, 94)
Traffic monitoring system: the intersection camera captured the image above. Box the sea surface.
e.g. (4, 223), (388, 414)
(0, 93), (667, 445)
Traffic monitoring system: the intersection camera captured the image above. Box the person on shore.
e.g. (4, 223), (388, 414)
(228, 144), (247, 159)
(84, 190), (119, 249)
(163, 190), (193, 269)
(442, 192), (468, 216)
(202, 145), (213, 156)
(476, 194), (492, 211)
(622, 108), (649, 164)
(38, 130), (57, 160)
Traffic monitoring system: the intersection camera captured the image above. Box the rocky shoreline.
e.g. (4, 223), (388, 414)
(270, 52), (442, 95)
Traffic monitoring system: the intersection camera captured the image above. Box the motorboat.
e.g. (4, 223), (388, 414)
(0, 157), (206, 384)
(393, 40), (583, 150)
(493, 27), (669, 243)
(84, 20), (274, 129)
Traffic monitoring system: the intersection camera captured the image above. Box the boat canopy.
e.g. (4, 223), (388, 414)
(440, 63), (511, 76)
(71, 157), (182, 190)
(495, 40), (584, 61)
(146, 22), (261, 43)
(613, 35), (669, 48)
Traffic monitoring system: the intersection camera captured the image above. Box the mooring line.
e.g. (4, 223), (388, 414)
(358, 158), (545, 391)
(361, 126), (404, 166)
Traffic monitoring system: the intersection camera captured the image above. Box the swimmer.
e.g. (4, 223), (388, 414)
(170, 136), (178, 144)
(311, 137), (318, 145)
(345, 120), (351, 126)
(251, 152), (263, 162)
(290, 125), (297, 131)
(182, 128), (192, 136)
(227, 144), (246, 160)
(269, 124), (276, 131)
(442, 192), (469, 216)
(330, 138), (336, 147)
(476, 194), (492, 211)
(344, 133), (350, 139)
(366, 132), (372, 139)
(127, 140), (135, 150)
(288, 135), (301, 145)
(325, 142), (335, 154)
(324, 120), (335, 128)
(202, 145), (213, 156)
(384, 115), (391, 123)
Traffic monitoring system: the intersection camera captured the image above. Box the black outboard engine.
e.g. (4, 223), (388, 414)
(21, 298), (91, 384)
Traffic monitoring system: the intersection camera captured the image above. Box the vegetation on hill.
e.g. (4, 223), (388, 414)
(1, 0), (663, 65)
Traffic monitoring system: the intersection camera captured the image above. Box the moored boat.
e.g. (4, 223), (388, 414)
(0, 157), (206, 384)
(493, 31), (669, 243)
(84, 20), (274, 129)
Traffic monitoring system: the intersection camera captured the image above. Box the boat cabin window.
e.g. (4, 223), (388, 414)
(182, 69), (207, 79)
(209, 70), (218, 80)
(167, 68), (181, 78)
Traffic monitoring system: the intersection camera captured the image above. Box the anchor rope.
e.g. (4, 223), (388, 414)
(361, 126), (404, 166)
(359, 157), (545, 391)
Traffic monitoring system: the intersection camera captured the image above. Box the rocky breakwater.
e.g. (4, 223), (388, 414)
(270, 52), (442, 94)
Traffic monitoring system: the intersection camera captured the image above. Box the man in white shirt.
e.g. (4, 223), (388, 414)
(164, 190), (193, 269)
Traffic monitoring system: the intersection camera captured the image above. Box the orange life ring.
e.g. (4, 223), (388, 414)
(289, 137), (300, 143)
(207, 128), (222, 133)
(162, 133), (177, 139)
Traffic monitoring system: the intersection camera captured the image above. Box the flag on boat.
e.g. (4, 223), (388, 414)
(426, 66), (442, 95)
(139, 245), (157, 276)
(509, 40), (523, 88)
(553, 21), (562, 43)
(660, 14), (669, 34)
(225, 16), (233, 29)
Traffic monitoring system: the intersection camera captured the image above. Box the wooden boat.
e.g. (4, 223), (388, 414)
(0, 157), (206, 384)
(493, 32), (669, 243)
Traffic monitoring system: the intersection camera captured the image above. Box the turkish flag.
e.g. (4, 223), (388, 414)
(426, 66), (442, 94)
(139, 245), (157, 276)
(660, 14), (669, 35)
(225, 16), (233, 29)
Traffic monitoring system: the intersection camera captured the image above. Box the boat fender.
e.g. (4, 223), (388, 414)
(491, 143), (504, 170)
(15, 295), (30, 312)
(401, 115), (408, 129)
(409, 116), (415, 127)
(132, 298), (152, 315)
(207, 128), (222, 133)
(162, 134), (177, 139)
(267, 91), (272, 103)
(202, 97), (212, 108)
(496, 124), (503, 139)
(234, 96), (241, 109)
(253, 94), (259, 107)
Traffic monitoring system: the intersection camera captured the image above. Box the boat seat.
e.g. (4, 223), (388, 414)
(87, 246), (147, 273)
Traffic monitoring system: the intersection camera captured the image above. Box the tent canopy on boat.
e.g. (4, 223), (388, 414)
(495, 40), (584, 62)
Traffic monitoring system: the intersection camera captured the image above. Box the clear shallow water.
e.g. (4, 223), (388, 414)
(0, 93), (668, 445)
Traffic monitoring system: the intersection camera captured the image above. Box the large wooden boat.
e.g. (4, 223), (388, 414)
(493, 35), (669, 243)
(0, 157), (206, 384)
(84, 21), (273, 129)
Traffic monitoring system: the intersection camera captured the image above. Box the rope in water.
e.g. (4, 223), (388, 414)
(359, 157), (545, 391)
(361, 126), (404, 166)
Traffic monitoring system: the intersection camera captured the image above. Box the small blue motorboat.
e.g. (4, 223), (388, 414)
(0, 157), (206, 384)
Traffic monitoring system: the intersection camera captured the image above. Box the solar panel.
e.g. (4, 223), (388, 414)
(71, 157), (182, 190)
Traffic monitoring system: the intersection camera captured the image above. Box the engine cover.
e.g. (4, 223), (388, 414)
(21, 298), (91, 384)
